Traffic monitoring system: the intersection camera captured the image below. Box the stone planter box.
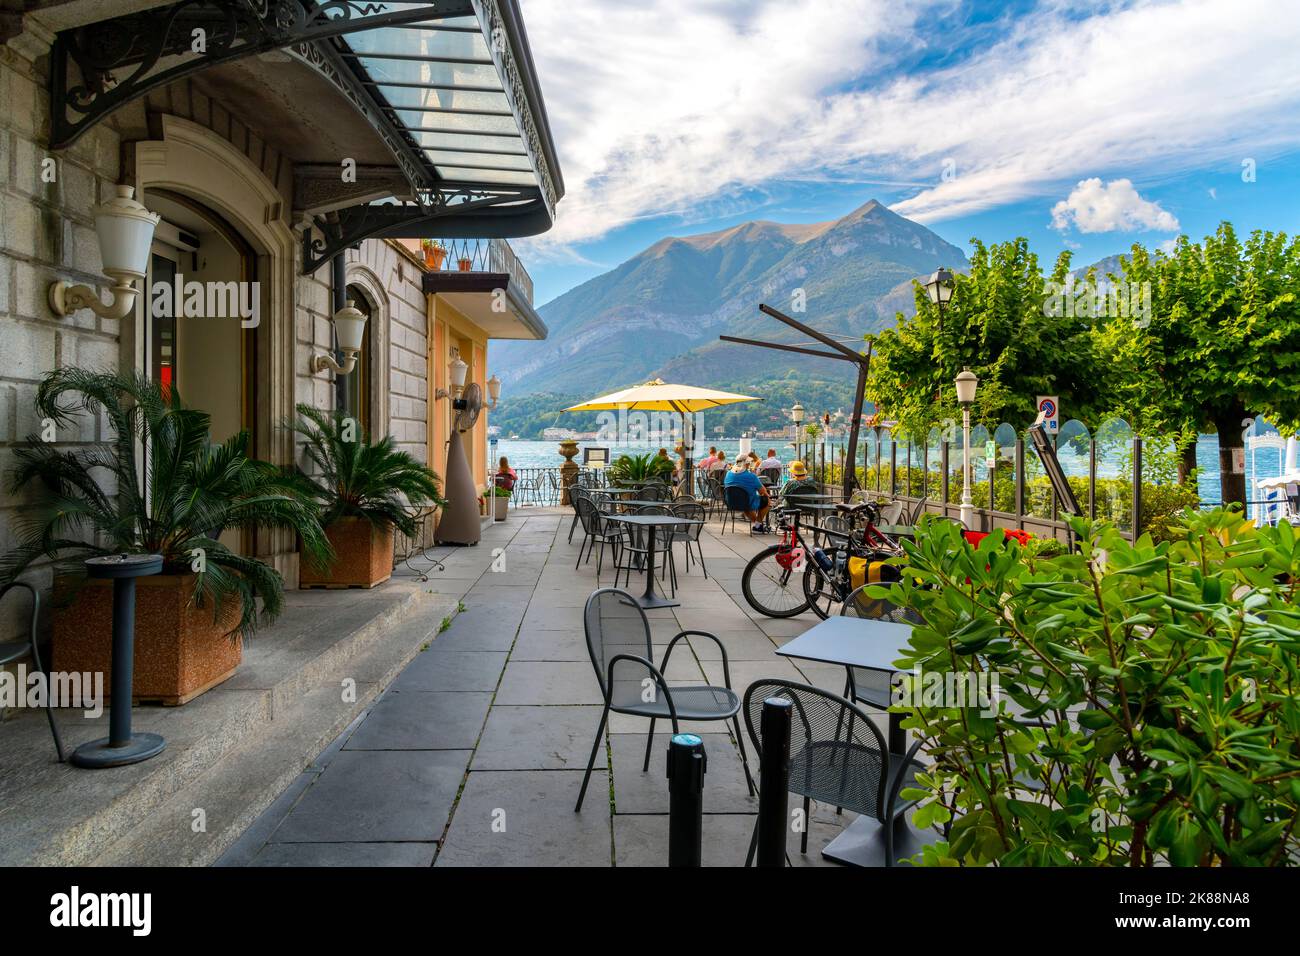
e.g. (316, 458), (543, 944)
(53, 574), (243, 705)
(493, 495), (509, 520)
(300, 517), (394, 589)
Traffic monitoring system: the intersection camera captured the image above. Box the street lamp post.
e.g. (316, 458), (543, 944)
(925, 268), (954, 330)
(791, 402), (804, 464)
(956, 367), (978, 528)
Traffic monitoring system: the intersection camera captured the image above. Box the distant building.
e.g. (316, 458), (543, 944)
(543, 427), (580, 440)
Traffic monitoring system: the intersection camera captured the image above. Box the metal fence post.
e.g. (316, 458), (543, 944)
(1014, 438), (1026, 531)
(1088, 438), (1098, 519)
(755, 697), (792, 867)
(940, 440), (950, 518)
(666, 733), (706, 867)
(890, 438), (898, 497)
(1132, 435), (1143, 543)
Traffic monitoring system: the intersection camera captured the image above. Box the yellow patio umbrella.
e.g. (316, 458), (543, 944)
(564, 378), (760, 494)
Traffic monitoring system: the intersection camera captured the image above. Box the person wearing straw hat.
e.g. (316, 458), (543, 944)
(779, 460), (819, 509)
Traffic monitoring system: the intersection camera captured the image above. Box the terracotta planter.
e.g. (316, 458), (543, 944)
(300, 517), (394, 589)
(494, 495), (509, 520)
(52, 574), (242, 705)
(457, 257), (473, 272)
(423, 246), (446, 270)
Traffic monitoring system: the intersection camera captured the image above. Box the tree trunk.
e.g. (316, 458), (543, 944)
(1177, 440), (1198, 485)
(1213, 407), (1249, 511)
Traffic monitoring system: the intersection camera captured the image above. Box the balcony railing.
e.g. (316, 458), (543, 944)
(422, 238), (534, 305)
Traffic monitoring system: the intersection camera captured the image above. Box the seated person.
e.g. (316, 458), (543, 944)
(778, 460), (819, 508)
(709, 451), (729, 471)
(724, 460), (770, 532)
(759, 449), (783, 472)
(494, 456), (517, 492)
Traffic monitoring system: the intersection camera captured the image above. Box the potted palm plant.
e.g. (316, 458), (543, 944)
(0, 369), (331, 704)
(608, 452), (674, 485)
(284, 405), (445, 588)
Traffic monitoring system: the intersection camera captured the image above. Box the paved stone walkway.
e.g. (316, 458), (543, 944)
(219, 508), (873, 867)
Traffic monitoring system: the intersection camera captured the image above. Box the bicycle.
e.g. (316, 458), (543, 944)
(740, 502), (904, 619)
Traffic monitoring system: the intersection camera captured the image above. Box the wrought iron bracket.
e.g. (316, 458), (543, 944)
(299, 183), (547, 274)
(48, 0), (474, 150)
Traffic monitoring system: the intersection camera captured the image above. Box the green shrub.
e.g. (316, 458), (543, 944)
(873, 509), (1300, 866)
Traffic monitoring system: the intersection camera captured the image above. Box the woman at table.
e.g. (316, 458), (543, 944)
(724, 458), (770, 533)
(494, 456), (517, 492)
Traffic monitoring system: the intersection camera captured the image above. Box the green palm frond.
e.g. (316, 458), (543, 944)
(3, 369), (331, 638)
(283, 404), (446, 538)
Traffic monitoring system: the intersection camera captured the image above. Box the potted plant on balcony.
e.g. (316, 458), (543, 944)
(420, 238), (446, 270)
(0, 369), (331, 704)
(457, 253), (473, 271)
(285, 405), (445, 588)
(608, 452), (674, 486)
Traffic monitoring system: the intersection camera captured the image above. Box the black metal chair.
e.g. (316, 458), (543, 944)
(760, 467), (782, 487)
(840, 585), (922, 711)
(575, 588), (754, 811)
(566, 486), (589, 543)
(668, 501), (708, 579)
(612, 505), (677, 597)
(0, 582), (65, 762)
(742, 678), (924, 865)
(638, 482), (668, 502)
(721, 484), (753, 535)
(574, 496), (621, 577)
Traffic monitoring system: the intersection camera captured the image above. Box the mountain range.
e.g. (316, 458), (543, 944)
(492, 200), (970, 406)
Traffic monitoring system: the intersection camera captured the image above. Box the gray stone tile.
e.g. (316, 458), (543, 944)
(472, 705), (606, 771)
(271, 750), (468, 843)
(613, 813), (757, 867)
(682, 630), (780, 661)
(495, 660), (603, 705)
(343, 691), (492, 751)
(435, 770), (612, 867)
(510, 628), (589, 661)
(248, 841), (435, 867)
(609, 732), (755, 815)
(389, 649), (508, 692)
(214, 772), (315, 866)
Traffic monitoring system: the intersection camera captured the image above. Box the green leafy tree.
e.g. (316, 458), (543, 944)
(1100, 224), (1300, 508)
(867, 238), (1108, 439)
(0, 369), (330, 637)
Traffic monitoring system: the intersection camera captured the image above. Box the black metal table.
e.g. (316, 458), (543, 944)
(605, 514), (698, 609)
(777, 616), (936, 866)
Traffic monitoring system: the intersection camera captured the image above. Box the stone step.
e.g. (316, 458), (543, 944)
(93, 598), (459, 866)
(0, 580), (444, 867)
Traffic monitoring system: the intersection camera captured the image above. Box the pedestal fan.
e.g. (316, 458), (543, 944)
(435, 382), (484, 545)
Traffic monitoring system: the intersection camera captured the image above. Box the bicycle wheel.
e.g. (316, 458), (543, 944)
(802, 558), (845, 619)
(741, 545), (810, 618)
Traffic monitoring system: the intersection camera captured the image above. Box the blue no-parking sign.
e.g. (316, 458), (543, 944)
(1037, 396), (1059, 434)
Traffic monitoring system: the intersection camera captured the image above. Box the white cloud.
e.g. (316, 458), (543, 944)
(516, 0), (1300, 254)
(1050, 178), (1179, 234)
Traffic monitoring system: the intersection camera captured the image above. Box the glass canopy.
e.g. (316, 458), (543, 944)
(338, 6), (542, 194)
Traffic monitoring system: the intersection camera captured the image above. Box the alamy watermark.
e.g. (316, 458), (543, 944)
(0, 664), (103, 718)
(593, 407), (705, 444)
(1042, 279), (1151, 328)
(892, 666), (1001, 717)
(150, 275), (260, 328)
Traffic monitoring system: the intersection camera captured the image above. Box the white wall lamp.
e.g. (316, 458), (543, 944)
(486, 373), (501, 411)
(435, 349), (469, 402)
(49, 185), (160, 320)
(311, 300), (368, 375)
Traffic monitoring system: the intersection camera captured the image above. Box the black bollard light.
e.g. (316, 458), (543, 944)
(70, 554), (166, 768)
(755, 697), (793, 867)
(666, 732), (706, 866)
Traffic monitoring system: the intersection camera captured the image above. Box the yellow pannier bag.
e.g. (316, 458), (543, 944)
(848, 556), (894, 590)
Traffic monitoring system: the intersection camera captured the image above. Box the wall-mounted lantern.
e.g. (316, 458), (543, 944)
(486, 373), (501, 410)
(49, 185), (159, 320)
(436, 349), (469, 401)
(311, 300), (368, 375)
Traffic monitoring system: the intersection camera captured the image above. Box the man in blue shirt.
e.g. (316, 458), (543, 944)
(724, 460), (771, 532)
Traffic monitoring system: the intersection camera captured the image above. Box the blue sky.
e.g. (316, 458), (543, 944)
(516, 0), (1300, 307)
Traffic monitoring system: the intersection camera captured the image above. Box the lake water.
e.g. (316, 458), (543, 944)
(490, 435), (1284, 507)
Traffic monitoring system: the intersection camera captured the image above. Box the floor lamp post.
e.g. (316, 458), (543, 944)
(791, 402), (804, 467)
(956, 367), (978, 528)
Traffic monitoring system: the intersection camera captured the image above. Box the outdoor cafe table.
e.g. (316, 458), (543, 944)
(776, 615), (935, 866)
(604, 514), (698, 609)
